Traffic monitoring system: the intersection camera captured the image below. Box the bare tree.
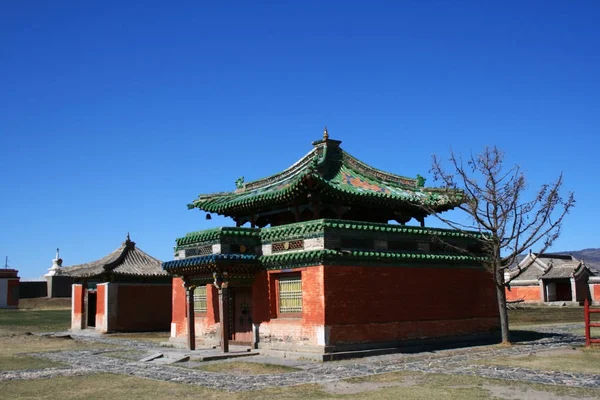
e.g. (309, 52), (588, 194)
(429, 146), (575, 344)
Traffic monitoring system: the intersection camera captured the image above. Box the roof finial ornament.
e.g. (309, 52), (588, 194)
(56, 247), (60, 260)
(323, 126), (329, 140)
(127, 232), (131, 241)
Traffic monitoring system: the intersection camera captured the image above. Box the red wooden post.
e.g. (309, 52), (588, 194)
(219, 286), (230, 353)
(585, 296), (591, 347)
(214, 271), (229, 353)
(186, 284), (196, 351)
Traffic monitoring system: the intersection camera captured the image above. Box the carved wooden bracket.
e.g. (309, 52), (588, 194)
(212, 271), (229, 290)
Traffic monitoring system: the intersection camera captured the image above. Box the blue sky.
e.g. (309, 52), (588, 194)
(1, 1), (598, 278)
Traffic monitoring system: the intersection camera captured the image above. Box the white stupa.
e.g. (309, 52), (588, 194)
(45, 248), (63, 277)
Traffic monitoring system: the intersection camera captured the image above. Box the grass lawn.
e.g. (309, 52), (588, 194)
(195, 361), (300, 375)
(508, 306), (585, 326)
(2, 370), (600, 399)
(0, 308), (71, 335)
(478, 346), (600, 375)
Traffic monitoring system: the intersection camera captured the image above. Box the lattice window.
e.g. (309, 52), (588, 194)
(272, 239), (304, 253)
(278, 274), (302, 314)
(193, 286), (207, 313)
(186, 245), (213, 257)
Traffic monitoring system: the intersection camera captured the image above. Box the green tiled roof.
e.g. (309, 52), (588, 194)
(261, 218), (483, 242)
(188, 137), (464, 216)
(175, 227), (260, 247)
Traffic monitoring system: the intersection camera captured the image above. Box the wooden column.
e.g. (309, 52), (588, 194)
(214, 272), (230, 353)
(184, 279), (196, 351)
(81, 280), (88, 329)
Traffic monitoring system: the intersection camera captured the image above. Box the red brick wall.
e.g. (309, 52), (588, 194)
(171, 264), (499, 348)
(193, 285), (220, 342)
(505, 286), (542, 302)
(324, 265), (499, 345)
(115, 284), (172, 331)
(171, 279), (221, 340)
(255, 266), (325, 347)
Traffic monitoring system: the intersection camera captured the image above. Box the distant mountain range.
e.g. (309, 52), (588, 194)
(562, 248), (600, 271)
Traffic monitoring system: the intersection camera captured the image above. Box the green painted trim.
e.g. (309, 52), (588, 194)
(260, 249), (485, 270)
(175, 227), (260, 247)
(260, 218), (483, 242)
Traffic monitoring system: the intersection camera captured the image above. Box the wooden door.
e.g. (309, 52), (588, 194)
(232, 287), (252, 344)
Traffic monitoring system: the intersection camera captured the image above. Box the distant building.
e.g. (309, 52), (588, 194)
(60, 235), (172, 333)
(0, 268), (20, 309)
(44, 249), (73, 298)
(505, 252), (596, 304)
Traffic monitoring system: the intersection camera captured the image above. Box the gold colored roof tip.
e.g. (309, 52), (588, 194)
(323, 126), (329, 140)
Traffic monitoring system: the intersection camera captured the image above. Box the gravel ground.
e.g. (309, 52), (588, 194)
(1, 324), (598, 392)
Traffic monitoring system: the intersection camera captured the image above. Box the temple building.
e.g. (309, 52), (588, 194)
(0, 267), (19, 309)
(163, 129), (500, 359)
(506, 252), (596, 304)
(59, 235), (172, 333)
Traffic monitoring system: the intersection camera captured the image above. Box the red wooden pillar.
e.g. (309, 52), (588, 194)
(219, 287), (230, 353)
(214, 272), (229, 353)
(81, 280), (88, 329)
(585, 296), (591, 347)
(184, 279), (196, 351)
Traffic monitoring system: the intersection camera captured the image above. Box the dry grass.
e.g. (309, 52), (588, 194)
(2, 371), (600, 399)
(508, 306), (585, 326)
(0, 334), (112, 371)
(18, 298), (71, 310)
(478, 346), (600, 375)
(196, 361), (300, 375)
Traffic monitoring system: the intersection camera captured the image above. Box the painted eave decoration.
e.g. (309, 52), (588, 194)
(187, 133), (464, 216)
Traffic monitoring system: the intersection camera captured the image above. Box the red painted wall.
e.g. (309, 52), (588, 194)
(324, 265), (499, 345)
(7, 279), (19, 307)
(71, 284), (84, 330)
(96, 285), (106, 315)
(171, 264), (500, 348)
(172, 277), (187, 337)
(505, 286), (542, 302)
(193, 285), (220, 342)
(593, 284), (600, 302)
(95, 284), (106, 330)
(73, 285), (83, 314)
(115, 284), (171, 331)
(253, 266), (325, 346)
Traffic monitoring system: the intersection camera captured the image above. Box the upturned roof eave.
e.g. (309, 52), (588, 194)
(190, 171), (463, 216)
(187, 137), (465, 216)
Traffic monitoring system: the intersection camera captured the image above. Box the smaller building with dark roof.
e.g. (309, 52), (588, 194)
(60, 235), (171, 333)
(506, 252), (595, 304)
